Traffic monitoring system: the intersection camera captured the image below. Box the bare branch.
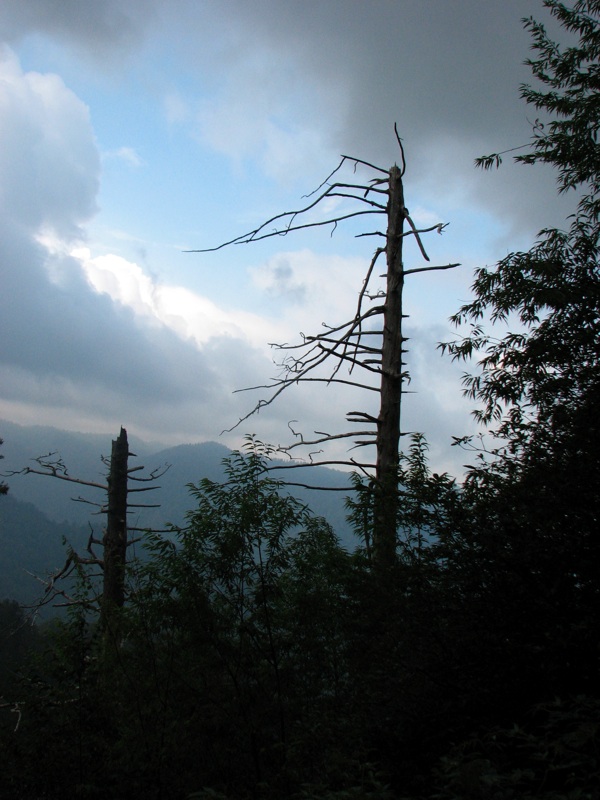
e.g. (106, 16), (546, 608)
(268, 460), (371, 471)
(188, 209), (383, 252)
(303, 156), (348, 197)
(5, 464), (107, 491)
(188, 141), (456, 560)
(339, 154), (389, 175)
(347, 411), (379, 424)
(402, 218), (452, 261)
(270, 481), (356, 492)
(394, 122), (406, 176)
(302, 156), (387, 200)
(403, 262), (460, 276)
(128, 526), (178, 534)
(307, 335), (381, 355)
(281, 430), (377, 450)
(72, 496), (104, 508)
(233, 374), (379, 397)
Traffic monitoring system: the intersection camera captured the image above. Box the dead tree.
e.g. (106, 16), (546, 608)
(5, 427), (167, 629)
(0, 437), (8, 495)
(190, 132), (459, 567)
(101, 427), (130, 629)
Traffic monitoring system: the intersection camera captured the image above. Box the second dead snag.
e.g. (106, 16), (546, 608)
(6, 427), (168, 629)
(101, 426), (129, 627)
(190, 135), (459, 568)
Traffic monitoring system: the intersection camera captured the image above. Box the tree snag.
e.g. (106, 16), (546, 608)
(374, 164), (406, 565)
(101, 426), (129, 628)
(190, 132), (459, 568)
(4, 427), (168, 629)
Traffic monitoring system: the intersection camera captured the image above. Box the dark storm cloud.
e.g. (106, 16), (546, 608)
(175, 0), (574, 241)
(0, 48), (98, 240)
(221, 0), (534, 143)
(1, 1), (574, 239)
(0, 0), (156, 59)
(0, 230), (211, 404)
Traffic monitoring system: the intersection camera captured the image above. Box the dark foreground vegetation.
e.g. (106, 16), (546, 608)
(1, 2), (599, 796)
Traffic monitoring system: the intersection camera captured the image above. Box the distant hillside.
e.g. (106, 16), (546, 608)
(0, 494), (88, 607)
(0, 420), (158, 524)
(1, 421), (359, 558)
(134, 441), (234, 530)
(142, 442), (357, 543)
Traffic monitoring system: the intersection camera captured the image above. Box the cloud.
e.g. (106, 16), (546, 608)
(163, 90), (190, 126)
(160, 0), (573, 237)
(4, 1), (574, 232)
(401, 324), (480, 475)
(0, 0), (156, 61)
(250, 249), (366, 312)
(75, 247), (275, 349)
(0, 47), (360, 454)
(0, 49), (273, 446)
(195, 65), (342, 183)
(102, 146), (144, 168)
(0, 47), (99, 238)
(68, 235), (474, 471)
(3, 1), (575, 234)
(0, 2), (575, 477)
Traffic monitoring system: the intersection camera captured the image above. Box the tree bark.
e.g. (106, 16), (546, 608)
(101, 426), (128, 629)
(373, 165), (405, 566)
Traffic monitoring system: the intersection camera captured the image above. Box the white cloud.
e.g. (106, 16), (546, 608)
(191, 26), (346, 184)
(0, 46), (99, 238)
(250, 249), (369, 321)
(74, 247), (275, 348)
(0, 49), (269, 448)
(103, 146), (144, 167)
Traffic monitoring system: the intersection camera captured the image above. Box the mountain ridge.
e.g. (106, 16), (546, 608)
(0, 421), (358, 605)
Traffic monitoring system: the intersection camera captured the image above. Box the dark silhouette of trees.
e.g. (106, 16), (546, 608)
(453, 0), (600, 461)
(441, 0), (600, 672)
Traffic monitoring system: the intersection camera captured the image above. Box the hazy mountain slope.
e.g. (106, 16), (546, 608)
(134, 441), (232, 530)
(0, 494), (88, 606)
(144, 442), (356, 542)
(1, 421), (359, 546)
(0, 420), (157, 524)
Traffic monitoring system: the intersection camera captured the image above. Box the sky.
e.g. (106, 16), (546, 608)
(0, 0), (577, 477)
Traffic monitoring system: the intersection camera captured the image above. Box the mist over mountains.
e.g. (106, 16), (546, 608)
(0, 420), (357, 607)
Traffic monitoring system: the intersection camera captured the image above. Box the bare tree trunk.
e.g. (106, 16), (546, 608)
(101, 426), (128, 630)
(374, 165), (405, 566)
(189, 137), (458, 574)
(7, 427), (168, 622)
